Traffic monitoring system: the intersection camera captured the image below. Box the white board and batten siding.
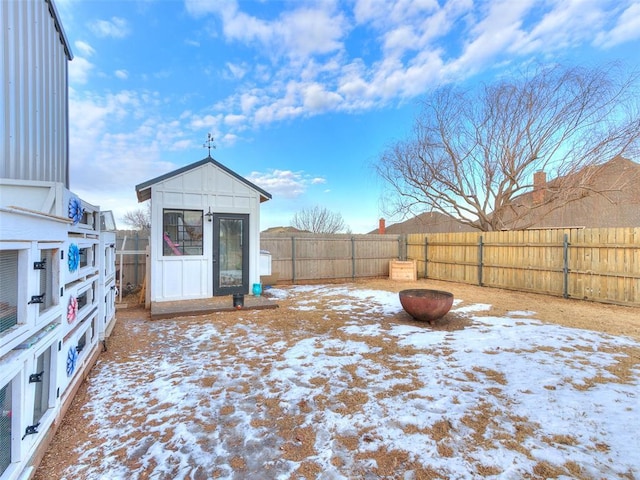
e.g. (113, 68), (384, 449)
(0, 0), (72, 186)
(149, 161), (263, 302)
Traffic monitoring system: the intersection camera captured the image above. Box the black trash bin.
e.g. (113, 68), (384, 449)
(233, 293), (244, 309)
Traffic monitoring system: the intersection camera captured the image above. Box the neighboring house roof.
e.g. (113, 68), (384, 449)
(261, 226), (309, 234)
(370, 212), (477, 234)
(503, 156), (640, 229)
(135, 156), (272, 203)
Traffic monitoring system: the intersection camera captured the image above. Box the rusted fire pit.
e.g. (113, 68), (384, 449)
(399, 289), (454, 324)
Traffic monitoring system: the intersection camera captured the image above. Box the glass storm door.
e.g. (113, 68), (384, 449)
(213, 214), (249, 296)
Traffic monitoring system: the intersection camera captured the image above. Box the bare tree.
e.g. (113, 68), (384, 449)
(376, 63), (640, 231)
(291, 206), (347, 233)
(122, 203), (151, 232)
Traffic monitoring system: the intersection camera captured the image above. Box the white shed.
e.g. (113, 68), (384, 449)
(135, 156), (271, 303)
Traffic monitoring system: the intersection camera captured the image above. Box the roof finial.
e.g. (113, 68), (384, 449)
(203, 133), (216, 157)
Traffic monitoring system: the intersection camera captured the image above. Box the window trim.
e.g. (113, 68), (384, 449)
(162, 209), (204, 257)
(31, 341), (55, 426)
(35, 246), (60, 325)
(0, 374), (18, 478)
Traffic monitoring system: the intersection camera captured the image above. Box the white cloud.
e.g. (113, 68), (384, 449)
(74, 40), (95, 56)
(189, 113), (223, 130)
(449, 0), (532, 74)
(180, 0), (462, 128)
(509, 1), (605, 55)
(337, 60), (372, 101)
(301, 83), (343, 112)
(178, 0), (639, 139)
(55, 0), (640, 231)
(414, 0), (469, 46)
(220, 132), (238, 145)
(183, 0), (220, 17)
(383, 25), (419, 54)
(187, 0), (348, 60)
(89, 17), (130, 38)
(67, 88), (189, 224)
(253, 100), (303, 125)
(240, 93), (261, 114)
(373, 51), (444, 99)
(254, 64), (272, 82)
(224, 114), (246, 126)
(246, 170), (323, 199)
(354, 0), (441, 26)
(68, 56), (94, 84)
(273, 6), (347, 58)
(353, 0), (387, 25)
(171, 139), (191, 150)
(225, 62), (248, 80)
(594, 2), (640, 48)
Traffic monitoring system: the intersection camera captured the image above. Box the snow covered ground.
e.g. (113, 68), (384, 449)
(64, 284), (639, 479)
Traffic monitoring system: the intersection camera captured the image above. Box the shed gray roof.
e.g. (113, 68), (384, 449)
(135, 156), (272, 203)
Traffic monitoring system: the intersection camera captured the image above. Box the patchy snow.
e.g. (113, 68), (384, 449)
(65, 284), (639, 479)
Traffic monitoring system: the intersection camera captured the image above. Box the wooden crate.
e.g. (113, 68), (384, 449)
(389, 260), (417, 281)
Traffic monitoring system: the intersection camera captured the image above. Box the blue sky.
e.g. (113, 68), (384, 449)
(54, 0), (640, 233)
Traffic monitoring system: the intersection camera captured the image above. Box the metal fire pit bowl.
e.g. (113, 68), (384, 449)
(399, 289), (454, 324)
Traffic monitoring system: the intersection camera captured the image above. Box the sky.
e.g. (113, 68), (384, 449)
(55, 283), (639, 478)
(53, 0), (640, 233)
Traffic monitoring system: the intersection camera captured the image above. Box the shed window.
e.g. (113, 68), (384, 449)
(163, 210), (203, 256)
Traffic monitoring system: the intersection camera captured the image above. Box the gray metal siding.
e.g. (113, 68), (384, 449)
(1, 0), (70, 186)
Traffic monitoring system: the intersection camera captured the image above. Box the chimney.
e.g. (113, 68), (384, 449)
(533, 171), (546, 205)
(378, 218), (386, 234)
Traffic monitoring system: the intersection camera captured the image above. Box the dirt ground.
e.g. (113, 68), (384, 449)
(34, 278), (640, 479)
(354, 278), (640, 340)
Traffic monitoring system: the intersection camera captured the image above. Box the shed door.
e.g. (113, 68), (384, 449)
(213, 214), (249, 296)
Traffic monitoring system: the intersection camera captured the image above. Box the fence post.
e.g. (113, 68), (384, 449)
(134, 232), (139, 286)
(291, 236), (296, 283)
(424, 236), (428, 279)
(399, 234), (407, 260)
(563, 233), (569, 299)
(119, 235), (127, 303)
(351, 236), (356, 280)
(404, 235), (408, 260)
(478, 235), (484, 286)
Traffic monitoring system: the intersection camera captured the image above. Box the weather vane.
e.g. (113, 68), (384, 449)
(203, 133), (216, 157)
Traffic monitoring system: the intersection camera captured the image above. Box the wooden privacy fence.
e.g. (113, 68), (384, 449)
(406, 227), (639, 306)
(260, 233), (403, 282)
(115, 229), (638, 305)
